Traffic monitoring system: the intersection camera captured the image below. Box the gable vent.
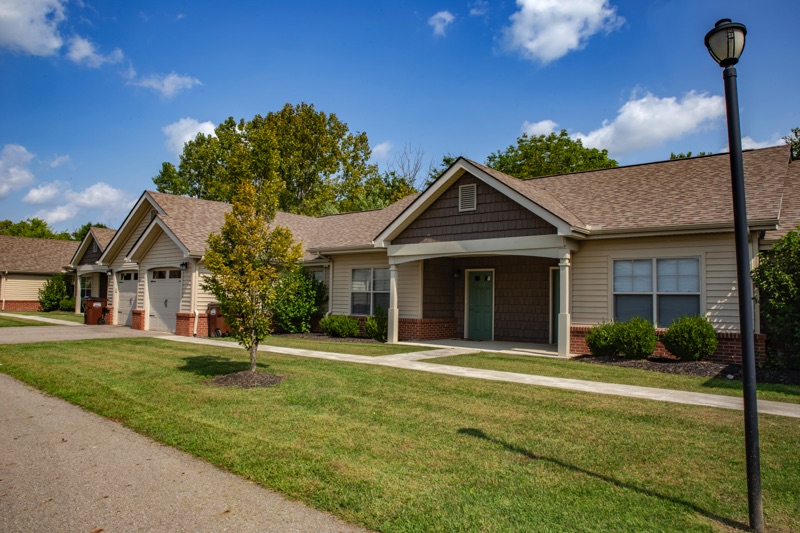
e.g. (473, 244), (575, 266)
(459, 184), (477, 212)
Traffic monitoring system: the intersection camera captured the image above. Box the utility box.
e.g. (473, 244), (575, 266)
(207, 302), (231, 337)
(83, 297), (109, 325)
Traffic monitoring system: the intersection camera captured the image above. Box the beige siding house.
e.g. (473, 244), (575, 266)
(92, 145), (798, 363)
(68, 227), (117, 313)
(0, 235), (79, 311)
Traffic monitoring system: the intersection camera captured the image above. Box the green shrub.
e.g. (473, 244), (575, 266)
(662, 315), (718, 361)
(365, 306), (388, 342)
(271, 268), (325, 333)
(584, 322), (620, 357)
(615, 316), (657, 359)
(319, 314), (360, 338)
(752, 228), (800, 368)
(38, 274), (69, 312)
(59, 297), (76, 312)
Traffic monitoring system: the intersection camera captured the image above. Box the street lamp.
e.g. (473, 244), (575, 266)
(704, 18), (764, 533)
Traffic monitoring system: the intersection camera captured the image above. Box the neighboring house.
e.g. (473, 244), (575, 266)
(97, 145), (799, 363)
(0, 235), (79, 311)
(68, 227), (118, 312)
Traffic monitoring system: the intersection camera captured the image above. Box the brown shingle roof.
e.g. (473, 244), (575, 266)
(0, 235), (79, 274)
(90, 227), (117, 250)
(146, 191), (419, 260)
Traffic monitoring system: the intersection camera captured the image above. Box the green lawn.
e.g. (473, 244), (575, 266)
(2, 310), (85, 324)
(427, 352), (800, 405)
(219, 334), (426, 357)
(0, 314), (55, 327)
(1, 338), (798, 532)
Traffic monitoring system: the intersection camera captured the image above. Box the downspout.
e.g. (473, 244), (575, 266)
(192, 256), (203, 336)
(1, 271), (7, 311)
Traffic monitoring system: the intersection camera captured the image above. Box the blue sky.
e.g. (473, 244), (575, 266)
(1, 0), (797, 232)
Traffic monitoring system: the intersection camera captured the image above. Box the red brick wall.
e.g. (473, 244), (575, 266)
(104, 306), (114, 325)
(132, 309), (145, 330)
(2, 300), (42, 312)
(570, 325), (767, 365)
(175, 312), (209, 337)
(398, 318), (456, 340)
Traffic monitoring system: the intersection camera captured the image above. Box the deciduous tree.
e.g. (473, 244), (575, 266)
(0, 218), (71, 240)
(202, 179), (302, 372)
(486, 130), (617, 179)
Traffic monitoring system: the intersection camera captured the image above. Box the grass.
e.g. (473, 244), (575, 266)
(2, 310), (85, 324)
(1, 338), (799, 532)
(426, 352), (800, 405)
(0, 314), (55, 327)
(218, 334), (426, 357)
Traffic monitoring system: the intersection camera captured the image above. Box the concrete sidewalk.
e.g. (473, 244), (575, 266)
(167, 335), (800, 419)
(0, 373), (367, 533)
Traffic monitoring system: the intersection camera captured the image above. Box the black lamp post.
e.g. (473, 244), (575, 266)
(704, 18), (764, 533)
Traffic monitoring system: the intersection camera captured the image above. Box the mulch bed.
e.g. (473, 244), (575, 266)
(574, 355), (800, 386)
(208, 370), (284, 389)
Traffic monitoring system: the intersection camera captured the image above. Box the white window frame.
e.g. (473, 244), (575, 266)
(350, 268), (389, 316)
(612, 257), (702, 327)
(80, 276), (93, 299)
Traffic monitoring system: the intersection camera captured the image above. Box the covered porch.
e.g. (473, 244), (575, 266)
(386, 234), (578, 357)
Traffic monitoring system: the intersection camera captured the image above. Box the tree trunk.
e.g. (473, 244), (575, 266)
(249, 337), (258, 373)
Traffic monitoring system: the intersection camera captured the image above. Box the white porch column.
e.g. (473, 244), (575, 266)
(558, 252), (571, 357)
(388, 264), (399, 344)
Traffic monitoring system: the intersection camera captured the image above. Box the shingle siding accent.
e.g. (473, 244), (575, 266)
(393, 174), (557, 245)
(425, 256), (557, 343)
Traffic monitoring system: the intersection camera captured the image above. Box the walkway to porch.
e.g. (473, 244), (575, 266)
(397, 338), (560, 358)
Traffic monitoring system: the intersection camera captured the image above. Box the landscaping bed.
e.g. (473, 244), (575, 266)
(574, 355), (800, 386)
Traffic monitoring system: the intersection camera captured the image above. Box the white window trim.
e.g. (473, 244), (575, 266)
(611, 256), (704, 327)
(350, 268), (389, 316)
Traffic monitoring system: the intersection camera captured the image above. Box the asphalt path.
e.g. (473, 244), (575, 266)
(0, 373), (368, 532)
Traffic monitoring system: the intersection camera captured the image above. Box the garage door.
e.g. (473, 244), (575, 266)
(117, 272), (138, 327)
(148, 269), (182, 332)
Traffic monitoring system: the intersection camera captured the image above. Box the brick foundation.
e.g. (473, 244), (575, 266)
(132, 309), (145, 330)
(2, 300), (42, 312)
(570, 325), (767, 365)
(398, 318), (457, 341)
(175, 312), (209, 337)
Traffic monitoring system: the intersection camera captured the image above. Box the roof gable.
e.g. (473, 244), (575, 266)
(70, 227), (117, 267)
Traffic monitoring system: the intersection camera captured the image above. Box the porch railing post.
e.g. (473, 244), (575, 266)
(388, 263), (399, 343)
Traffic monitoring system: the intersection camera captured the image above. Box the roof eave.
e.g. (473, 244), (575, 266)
(582, 220), (778, 239)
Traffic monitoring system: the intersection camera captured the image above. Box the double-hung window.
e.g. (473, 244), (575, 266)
(351, 268), (390, 315)
(80, 276), (93, 299)
(613, 258), (700, 327)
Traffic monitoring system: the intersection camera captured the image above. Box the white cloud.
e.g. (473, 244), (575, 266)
(0, 0), (65, 56)
(522, 119), (558, 136)
(23, 181), (64, 203)
(49, 154), (71, 168)
(469, 1), (489, 16)
(66, 35), (123, 67)
(574, 91), (725, 154)
(162, 117), (216, 156)
(371, 141), (393, 162)
(33, 181), (135, 225)
(428, 10), (455, 37)
(718, 135), (784, 153)
(503, 0), (624, 64)
(127, 71), (202, 98)
(0, 144), (35, 198)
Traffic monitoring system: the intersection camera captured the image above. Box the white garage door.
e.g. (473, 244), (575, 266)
(148, 269), (182, 332)
(117, 272), (138, 327)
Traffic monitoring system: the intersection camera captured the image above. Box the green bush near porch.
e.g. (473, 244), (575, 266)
(662, 315), (718, 361)
(319, 314), (360, 338)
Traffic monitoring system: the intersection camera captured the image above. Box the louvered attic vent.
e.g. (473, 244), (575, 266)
(459, 183), (477, 212)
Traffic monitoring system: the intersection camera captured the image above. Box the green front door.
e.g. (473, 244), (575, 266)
(468, 270), (493, 340)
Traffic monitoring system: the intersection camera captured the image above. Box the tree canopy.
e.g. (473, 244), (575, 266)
(485, 130), (617, 179)
(784, 127), (800, 160)
(71, 222), (109, 242)
(153, 102), (403, 216)
(669, 151), (712, 160)
(0, 218), (71, 240)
